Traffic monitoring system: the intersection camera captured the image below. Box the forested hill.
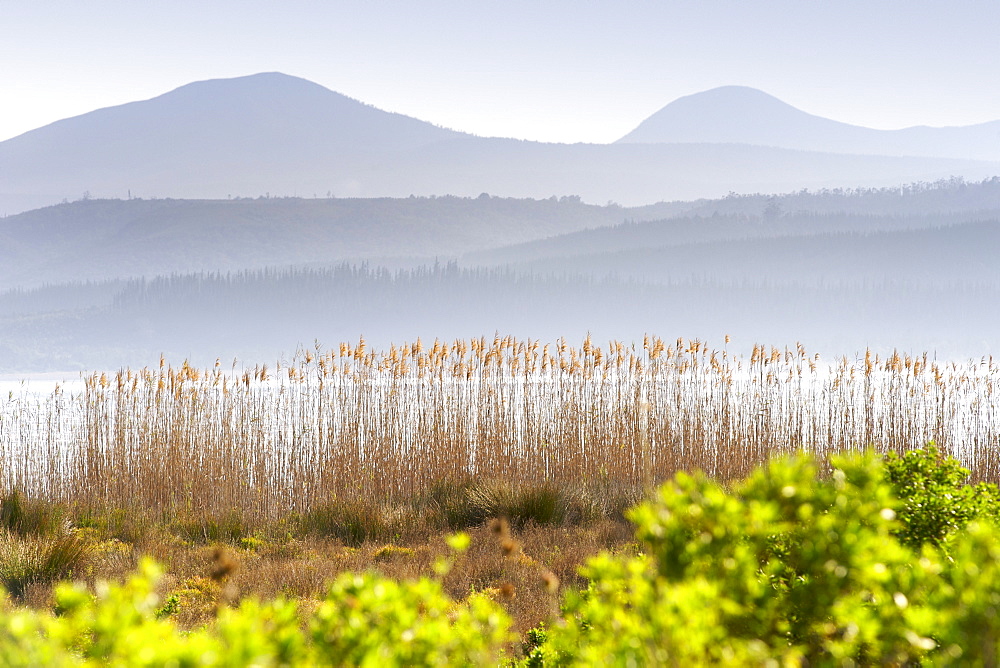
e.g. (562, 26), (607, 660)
(468, 178), (1000, 264)
(482, 220), (1000, 287)
(626, 176), (1000, 219)
(4, 177), (997, 290)
(0, 195), (633, 289)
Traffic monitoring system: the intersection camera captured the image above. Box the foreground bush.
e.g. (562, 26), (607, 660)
(532, 450), (1000, 665)
(0, 559), (512, 666)
(884, 443), (1000, 551)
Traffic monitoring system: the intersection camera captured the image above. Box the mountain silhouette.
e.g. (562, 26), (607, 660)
(1, 75), (998, 215)
(4, 72), (461, 157)
(0, 73), (464, 212)
(617, 86), (1000, 161)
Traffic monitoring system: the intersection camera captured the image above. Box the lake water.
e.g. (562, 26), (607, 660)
(0, 373), (86, 398)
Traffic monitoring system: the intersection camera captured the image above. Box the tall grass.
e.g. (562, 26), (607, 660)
(0, 530), (89, 599)
(1, 336), (997, 530)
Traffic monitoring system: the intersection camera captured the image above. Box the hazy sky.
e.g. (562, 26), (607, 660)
(2, 1), (999, 144)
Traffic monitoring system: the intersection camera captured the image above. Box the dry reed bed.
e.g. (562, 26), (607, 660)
(1, 336), (997, 524)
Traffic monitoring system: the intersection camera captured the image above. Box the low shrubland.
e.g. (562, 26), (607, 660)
(1, 444), (999, 664)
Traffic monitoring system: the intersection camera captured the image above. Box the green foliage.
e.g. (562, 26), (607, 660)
(521, 623), (550, 667)
(0, 599), (68, 667)
(532, 451), (1000, 665)
(929, 520), (1000, 658)
(311, 572), (511, 666)
(0, 558), (512, 666)
(45, 560), (222, 665)
(884, 442), (1000, 551)
(237, 535), (265, 552)
(153, 593), (180, 620)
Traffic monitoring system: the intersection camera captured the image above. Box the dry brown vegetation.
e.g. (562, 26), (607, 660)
(5, 335), (998, 517)
(0, 487), (628, 641)
(1, 334), (998, 638)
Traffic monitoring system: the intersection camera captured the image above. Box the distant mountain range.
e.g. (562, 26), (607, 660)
(617, 86), (1000, 161)
(2, 73), (998, 215)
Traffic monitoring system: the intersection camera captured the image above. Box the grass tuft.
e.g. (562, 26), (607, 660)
(0, 490), (68, 537)
(297, 498), (390, 547)
(466, 480), (569, 529)
(0, 531), (89, 599)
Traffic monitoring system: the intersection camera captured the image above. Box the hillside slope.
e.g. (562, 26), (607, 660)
(0, 195), (633, 289)
(618, 86), (1000, 161)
